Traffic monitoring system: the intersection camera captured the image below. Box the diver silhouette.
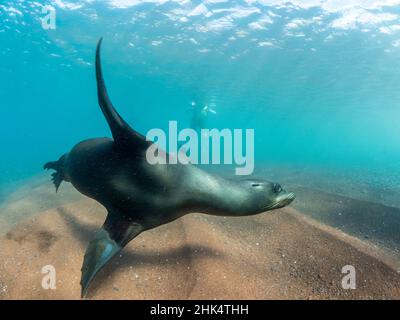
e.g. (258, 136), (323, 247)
(190, 101), (216, 134)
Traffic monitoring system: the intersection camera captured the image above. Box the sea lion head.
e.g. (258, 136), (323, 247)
(239, 179), (295, 213)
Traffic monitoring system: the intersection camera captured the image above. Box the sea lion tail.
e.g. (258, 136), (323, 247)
(44, 155), (67, 192)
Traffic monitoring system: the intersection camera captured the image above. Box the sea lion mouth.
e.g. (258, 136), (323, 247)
(285, 192), (296, 202)
(281, 192), (296, 206)
(263, 192), (296, 210)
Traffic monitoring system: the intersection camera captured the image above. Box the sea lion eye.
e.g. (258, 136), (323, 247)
(252, 183), (260, 187)
(273, 183), (282, 193)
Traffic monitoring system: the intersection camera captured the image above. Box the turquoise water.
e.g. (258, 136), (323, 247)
(1, 0), (400, 187)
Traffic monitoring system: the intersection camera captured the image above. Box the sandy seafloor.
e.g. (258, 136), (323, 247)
(0, 165), (400, 300)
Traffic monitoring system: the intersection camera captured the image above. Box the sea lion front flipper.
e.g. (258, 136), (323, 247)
(95, 38), (151, 150)
(80, 212), (143, 298)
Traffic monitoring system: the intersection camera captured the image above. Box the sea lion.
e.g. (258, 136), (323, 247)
(44, 38), (295, 297)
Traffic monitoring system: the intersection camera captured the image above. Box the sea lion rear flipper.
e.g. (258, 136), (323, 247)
(95, 38), (151, 150)
(44, 162), (63, 192)
(43, 155), (67, 192)
(80, 212), (143, 298)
